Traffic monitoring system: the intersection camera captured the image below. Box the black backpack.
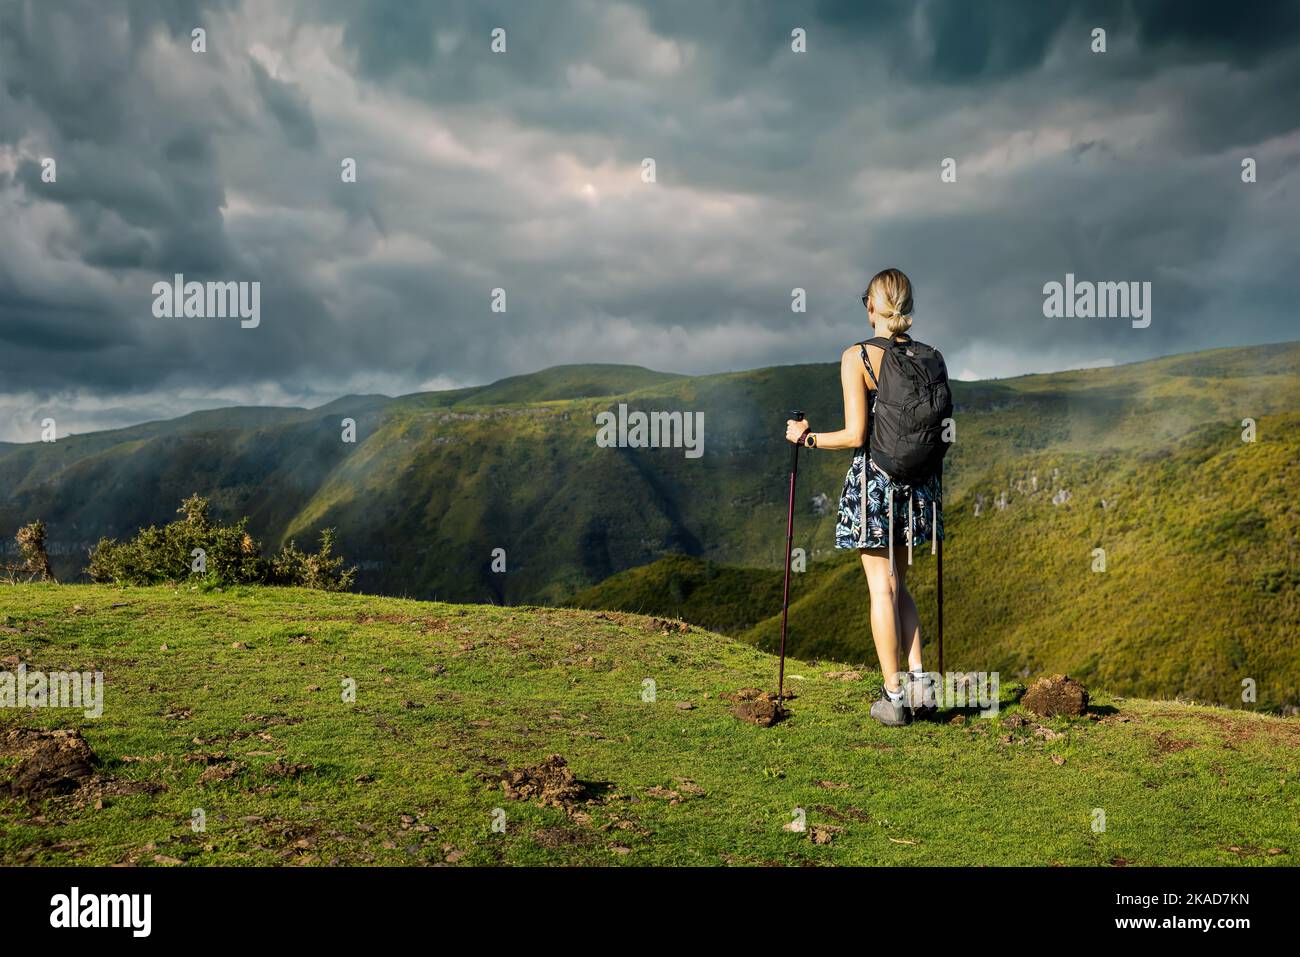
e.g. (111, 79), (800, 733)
(858, 335), (953, 485)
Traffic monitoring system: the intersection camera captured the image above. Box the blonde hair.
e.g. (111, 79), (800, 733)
(865, 267), (914, 335)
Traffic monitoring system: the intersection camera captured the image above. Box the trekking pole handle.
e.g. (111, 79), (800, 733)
(789, 410), (805, 469)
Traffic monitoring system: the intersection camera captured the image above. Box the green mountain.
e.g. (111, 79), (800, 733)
(1, 344), (1297, 705)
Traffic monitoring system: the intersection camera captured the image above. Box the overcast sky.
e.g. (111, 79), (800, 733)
(1, 0), (1297, 441)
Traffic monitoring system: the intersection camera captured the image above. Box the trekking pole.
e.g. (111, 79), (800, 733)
(936, 495), (944, 678)
(776, 410), (805, 709)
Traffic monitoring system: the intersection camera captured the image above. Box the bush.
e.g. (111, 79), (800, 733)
(267, 527), (355, 592)
(88, 494), (355, 591)
(2, 521), (57, 583)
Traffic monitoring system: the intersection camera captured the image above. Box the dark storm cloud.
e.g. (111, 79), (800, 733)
(1131, 0), (1300, 63)
(0, 0), (1297, 441)
(250, 59), (319, 148)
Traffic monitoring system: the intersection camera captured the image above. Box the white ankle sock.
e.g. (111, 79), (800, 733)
(885, 684), (904, 704)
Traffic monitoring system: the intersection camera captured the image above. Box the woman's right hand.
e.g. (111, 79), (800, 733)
(785, 419), (809, 444)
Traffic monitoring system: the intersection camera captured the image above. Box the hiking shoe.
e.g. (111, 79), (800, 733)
(870, 695), (910, 727)
(906, 674), (937, 717)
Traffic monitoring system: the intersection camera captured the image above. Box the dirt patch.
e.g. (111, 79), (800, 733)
(532, 826), (597, 849)
(242, 713), (303, 727)
(813, 804), (871, 823)
(1225, 844), (1287, 858)
(672, 777), (706, 797)
(823, 670), (862, 682)
(76, 775), (165, 810)
(721, 688), (787, 727)
(1022, 675), (1089, 718)
(1143, 709), (1300, 747)
(1154, 732), (1195, 754)
(0, 729), (96, 800)
(499, 754), (587, 807)
(354, 613), (417, 625)
(266, 759), (312, 778)
(198, 760), (246, 785)
(183, 750), (231, 765)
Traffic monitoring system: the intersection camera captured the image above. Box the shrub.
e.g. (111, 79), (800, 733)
(2, 521), (57, 583)
(88, 494), (355, 591)
(267, 527), (356, 592)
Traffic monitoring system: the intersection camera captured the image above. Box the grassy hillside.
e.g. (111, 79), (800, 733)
(1, 585), (1295, 866)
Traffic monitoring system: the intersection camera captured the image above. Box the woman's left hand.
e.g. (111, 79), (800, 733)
(785, 419), (810, 444)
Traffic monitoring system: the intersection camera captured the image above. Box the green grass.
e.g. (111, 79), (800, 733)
(1, 584), (1295, 866)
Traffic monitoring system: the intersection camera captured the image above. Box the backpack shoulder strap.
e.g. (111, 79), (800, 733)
(856, 341), (879, 389)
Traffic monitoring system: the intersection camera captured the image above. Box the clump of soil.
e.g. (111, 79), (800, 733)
(500, 754), (586, 807)
(648, 618), (690, 634)
(809, 823), (843, 845)
(721, 688), (785, 727)
(266, 759), (312, 778)
(198, 761), (245, 785)
(0, 729), (96, 800)
(1022, 674), (1089, 718)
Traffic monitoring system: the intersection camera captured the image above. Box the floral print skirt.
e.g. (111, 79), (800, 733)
(834, 448), (943, 553)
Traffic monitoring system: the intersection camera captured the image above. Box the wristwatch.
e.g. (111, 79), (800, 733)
(803, 431), (817, 449)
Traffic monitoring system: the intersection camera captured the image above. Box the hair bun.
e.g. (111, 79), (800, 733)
(865, 267), (915, 335)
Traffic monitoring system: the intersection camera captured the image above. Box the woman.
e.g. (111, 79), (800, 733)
(784, 268), (943, 727)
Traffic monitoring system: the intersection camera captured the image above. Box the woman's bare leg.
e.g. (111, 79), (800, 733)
(860, 549), (904, 692)
(895, 563), (923, 672)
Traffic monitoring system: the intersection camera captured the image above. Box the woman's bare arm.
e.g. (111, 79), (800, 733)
(784, 347), (872, 449)
(817, 348), (870, 449)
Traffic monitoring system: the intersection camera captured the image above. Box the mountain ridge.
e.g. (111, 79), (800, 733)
(0, 342), (1296, 705)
